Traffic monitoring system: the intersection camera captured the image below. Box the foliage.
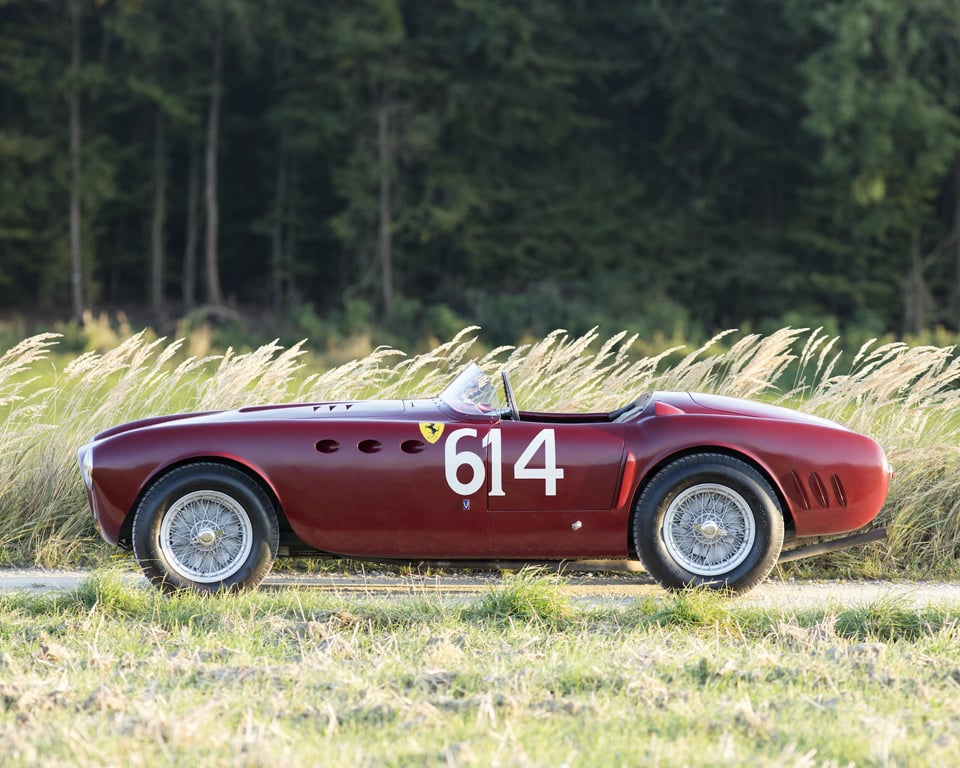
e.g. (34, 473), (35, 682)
(7, 2), (960, 343)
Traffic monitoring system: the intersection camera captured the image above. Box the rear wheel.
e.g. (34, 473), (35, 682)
(132, 463), (279, 593)
(633, 454), (784, 594)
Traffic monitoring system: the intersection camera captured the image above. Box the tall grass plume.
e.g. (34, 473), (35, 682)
(1, 323), (958, 573)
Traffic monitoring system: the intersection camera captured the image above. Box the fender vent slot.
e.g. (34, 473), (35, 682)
(401, 440), (426, 454)
(831, 473), (847, 507)
(808, 472), (829, 508)
(787, 470), (810, 510)
(358, 439), (382, 454)
(316, 440), (339, 454)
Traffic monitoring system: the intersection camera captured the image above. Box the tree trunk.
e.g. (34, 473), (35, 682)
(69, 2), (84, 322)
(183, 139), (200, 309)
(271, 139), (287, 312)
(378, 99), (393, 316)
(287, 161), (299, 304)
(904, 227), (934, 335)
(204, 24), (224, 306)
(150, 110), (167, 315)
(953, 156), (960, 326)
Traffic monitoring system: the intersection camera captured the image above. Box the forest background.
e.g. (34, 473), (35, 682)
(4, 0), (960, 354)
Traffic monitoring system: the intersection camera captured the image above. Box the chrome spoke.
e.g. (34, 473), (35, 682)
(159, 490), (253, 583)
(663, 483), (756, 576)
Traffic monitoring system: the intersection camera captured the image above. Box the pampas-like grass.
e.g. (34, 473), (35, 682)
(2, 325), (959, 572)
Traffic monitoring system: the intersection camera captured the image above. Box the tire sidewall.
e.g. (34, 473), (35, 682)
(634, 455), (784, 592)
(132, 463), (279, 593)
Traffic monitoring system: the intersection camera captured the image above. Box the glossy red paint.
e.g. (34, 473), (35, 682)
(78, 367), (891, 567)
(623, 403), (889, 537)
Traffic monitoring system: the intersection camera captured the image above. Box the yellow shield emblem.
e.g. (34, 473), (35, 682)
(419, 422), (444, 444)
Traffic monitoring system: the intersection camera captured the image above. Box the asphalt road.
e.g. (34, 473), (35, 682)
(2, 568), (960, 610)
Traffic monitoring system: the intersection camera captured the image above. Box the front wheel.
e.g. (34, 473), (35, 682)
(132, 463), (279, 593)
(633, 454), (784, 594)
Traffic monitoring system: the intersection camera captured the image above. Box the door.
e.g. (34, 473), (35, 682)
(299, 420), (492, 557)
(486, 421), (627, 557)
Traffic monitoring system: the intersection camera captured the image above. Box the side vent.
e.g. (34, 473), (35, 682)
(314, 403), (355, 413)
(786, 470), (810, 510)
(316, 439), (339, 454)
(830, 473), (847, 507)
(808, 472), (829, 508)
(358, 439), (382, 454)
(401, 440), (426, 454)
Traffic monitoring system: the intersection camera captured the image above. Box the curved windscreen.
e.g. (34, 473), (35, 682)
(438, 363), (503, 416)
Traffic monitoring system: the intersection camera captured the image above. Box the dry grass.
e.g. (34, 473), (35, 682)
(2, 572), (960, 766)
(1, 324), (959, 572)
(784, 331), (960, 573)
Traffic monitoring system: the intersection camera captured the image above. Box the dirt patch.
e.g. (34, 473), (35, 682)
(2, 568), (959, 609)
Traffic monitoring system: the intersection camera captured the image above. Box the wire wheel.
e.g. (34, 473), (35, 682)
(662, 482), (756, 576)
(158, 490), (254, 583)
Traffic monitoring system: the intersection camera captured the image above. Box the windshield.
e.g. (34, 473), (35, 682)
(438, 363), (504, 416)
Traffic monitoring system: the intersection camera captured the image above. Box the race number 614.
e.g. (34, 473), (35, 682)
(444, 428), (564, 497)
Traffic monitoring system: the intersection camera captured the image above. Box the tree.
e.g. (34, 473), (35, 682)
(9, 0), (960, 344)
(622, 0), (817, 331)
(320, 0), (406, 319)
(1, 0), (116, 318)
(257, 1), (347, 313)
(792, 0), (960, 333)
(68, 0), (83, 321)
(0, 3), (68, 310)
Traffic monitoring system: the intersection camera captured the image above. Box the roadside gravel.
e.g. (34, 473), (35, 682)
(2, 568), (960, 610)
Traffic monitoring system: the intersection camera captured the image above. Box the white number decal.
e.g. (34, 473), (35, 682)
(444, 428), (563, 497)
(514, 428), (564, 496)
(445, 428), (485, 495)
(483, 429), (505, 496)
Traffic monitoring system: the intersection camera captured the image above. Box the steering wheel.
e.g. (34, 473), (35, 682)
(502, 370), (520, 421)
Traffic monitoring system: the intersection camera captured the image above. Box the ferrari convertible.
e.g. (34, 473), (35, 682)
(77, 364), (891, 594)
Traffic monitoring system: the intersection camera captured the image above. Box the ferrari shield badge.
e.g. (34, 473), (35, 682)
(419, 422), (444, 444)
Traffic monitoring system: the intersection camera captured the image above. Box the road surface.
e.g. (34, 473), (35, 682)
(2, 568), (960, 609)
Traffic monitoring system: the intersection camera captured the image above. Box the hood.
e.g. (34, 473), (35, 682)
(90, 397), (451, 442)
(240, 399), (407, 418)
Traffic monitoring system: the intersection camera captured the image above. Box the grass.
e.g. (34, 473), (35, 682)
(2, 321), (960, 574)
(2, 569), (960, 766)
(465, 567), (574, 628)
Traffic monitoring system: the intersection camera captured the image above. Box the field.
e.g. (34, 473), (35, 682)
(3, 322), (960, 574)
(4, 324), (960, 764)
(1, 569), (958, 767)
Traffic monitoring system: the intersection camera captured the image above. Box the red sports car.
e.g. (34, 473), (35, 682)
(77, 364), (891, 594)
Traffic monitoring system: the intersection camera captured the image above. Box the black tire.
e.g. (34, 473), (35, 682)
(132, 462), (279, 594)
(633, 453), (784, 594)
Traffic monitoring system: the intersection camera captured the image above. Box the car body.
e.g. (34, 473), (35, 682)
(77, 364), (892, 593)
